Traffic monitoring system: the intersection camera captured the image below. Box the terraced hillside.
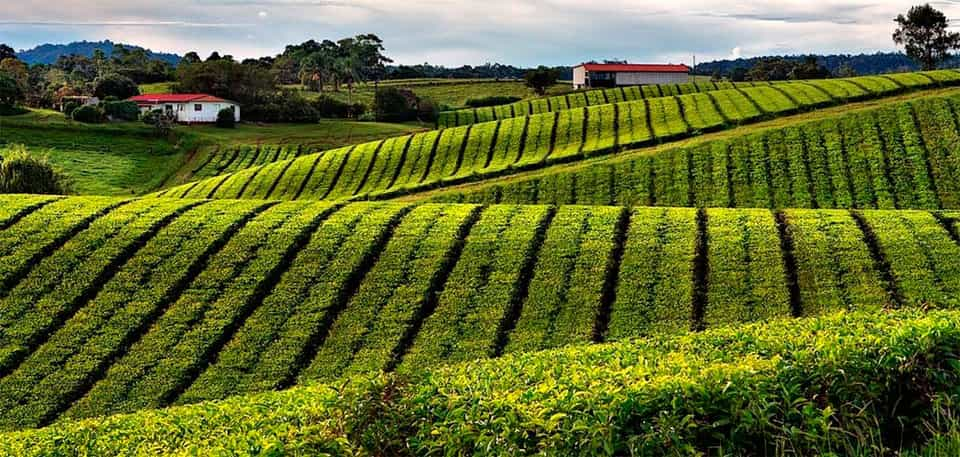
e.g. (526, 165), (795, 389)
(155, 71), (960, 203)
(424, 92), (960, 208)
(3, 309), (960, 456)
(189, 144), (318, 179)
(437, 70), (960, 127)
(1, 195), (960, 430)
(437, 78), (759, 127)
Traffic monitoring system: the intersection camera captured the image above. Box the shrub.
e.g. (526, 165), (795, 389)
(416, 98), (439, 123)
(141, 109), (162, 125)
(242, 92), (321, 123)
(313, 95), (365, 119)
(93, 73), (139, 100)
(216, 107), (236, 128)
(71, 105), (103, 123)
(61, 101), (79, 116)
(374, 87), (417, 122)
(102, 101), (140, 121)
(0, 145), (71, 194)
(464, 95), (522, 108)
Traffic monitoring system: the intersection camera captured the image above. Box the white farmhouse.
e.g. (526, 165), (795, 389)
(128, 93), (240, 123)
(572, 63), (691, 89)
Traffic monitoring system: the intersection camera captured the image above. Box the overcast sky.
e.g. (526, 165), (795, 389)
(3, 0), (960, 66)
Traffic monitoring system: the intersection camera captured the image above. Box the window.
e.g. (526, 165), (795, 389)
(195, 104), (203, 112)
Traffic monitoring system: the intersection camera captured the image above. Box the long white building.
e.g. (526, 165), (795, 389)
(572, 63), (691, 89)
(129, 93), (241, 124)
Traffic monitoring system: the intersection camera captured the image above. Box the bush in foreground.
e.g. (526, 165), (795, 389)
(2, 309), (960, 456)
(0, 146), (71, 194)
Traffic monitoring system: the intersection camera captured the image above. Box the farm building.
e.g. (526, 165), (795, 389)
(572, 63), (691, 89)
(128, 94), (240, 123)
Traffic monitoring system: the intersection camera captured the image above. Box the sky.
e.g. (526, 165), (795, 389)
(2, 0), (960, 66)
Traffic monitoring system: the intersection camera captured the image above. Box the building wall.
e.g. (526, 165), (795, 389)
(615, 72), (689, 86)
(137, 102), (240, 123)
(572, 66), (587, 89)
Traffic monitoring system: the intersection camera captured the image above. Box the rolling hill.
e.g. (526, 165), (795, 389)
(156, 71), (960, 206)
(0, 195), (959, 431)
(15, 40), (181, 66)
(7, 68), (960, 456)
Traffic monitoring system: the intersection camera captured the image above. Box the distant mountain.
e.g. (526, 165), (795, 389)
(16, 40), (181, 66)
(694, 52), (939, 77)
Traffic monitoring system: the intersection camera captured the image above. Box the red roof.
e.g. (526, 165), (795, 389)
(578, 63), (690, 73)
(128, 93), (233, 104)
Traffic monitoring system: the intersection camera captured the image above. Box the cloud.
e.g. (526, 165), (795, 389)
(730, 47), (743, 59)
(2, 0), (959, 66)
(0, 20), (251, 27)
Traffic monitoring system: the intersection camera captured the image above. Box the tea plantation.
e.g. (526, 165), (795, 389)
(5, 70), (960, 455)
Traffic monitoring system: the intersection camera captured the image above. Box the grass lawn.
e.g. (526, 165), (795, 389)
(186, 119), (426, 149)
(0, 110), (190, 196)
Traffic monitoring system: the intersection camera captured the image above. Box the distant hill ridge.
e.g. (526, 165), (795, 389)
(16, 40), (181, 66)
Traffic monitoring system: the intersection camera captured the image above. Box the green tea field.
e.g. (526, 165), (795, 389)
(5, 66), (960, 455)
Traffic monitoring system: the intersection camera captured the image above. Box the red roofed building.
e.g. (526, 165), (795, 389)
(572, 63), (691, 89)
(128, 93), (240, 123)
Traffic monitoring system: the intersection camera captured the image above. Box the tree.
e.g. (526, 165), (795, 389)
(0, 44), (16, 62)
(788, 56), (830, 80)
(729, 67), (748, 82)
(836, 63), (858, 78)
(207, 52), (222, 62)
(894, 4), (960, 70)
(93, 73), (139, 99)
(181, 52), (202, 65)
(374, 87), (418, 122)
(0, 74), (23, 109)
(524, 66), (560, 96)
(175, 59), (275, 105)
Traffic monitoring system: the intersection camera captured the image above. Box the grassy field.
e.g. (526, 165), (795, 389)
(137, 81), (176, 94)
(0, 110), (190, 195)
(0, 109), (426, 193)
(156, 71), (960, 203)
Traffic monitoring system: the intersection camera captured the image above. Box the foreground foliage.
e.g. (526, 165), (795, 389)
(2, 310), (960, 456)
(3, 196), (960, 432)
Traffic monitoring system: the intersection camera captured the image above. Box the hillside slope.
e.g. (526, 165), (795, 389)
(3, 309), (959, 456)
(437, 69), (959, 127)
(1, 196), (960, 429)
(421, 90), (960, 208)
(154, 71), (960, 204)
